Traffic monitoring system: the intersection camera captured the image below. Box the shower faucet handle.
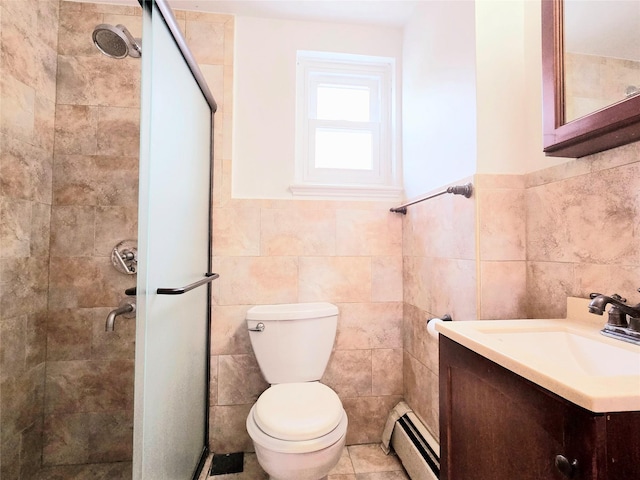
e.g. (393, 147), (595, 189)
(111, 240), (137, 275)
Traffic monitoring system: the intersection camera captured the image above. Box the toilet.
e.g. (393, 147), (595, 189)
(245, 302), (347, 480)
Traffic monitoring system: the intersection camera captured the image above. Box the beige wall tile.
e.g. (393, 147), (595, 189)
(0, 196), (32, 257)
(336, 210), (401, 256)
(90, 307), (135, 359)
(372, 348), (402, 396)
(54, 104), (98, 155)
(526, 261), (577, 318)
(96, 106), (140, 157)
(209, 404), (254, 454)
(0, 136), (53, 203)
(322, 349), (372, 397)
(53, 155), (138, 207)
(217, 354), (268, 405)
(371, 256), (402, 302)
(527, 163), (640, 265)
(0, 75), (35, 142)
(402, 303), (438, 374)
(215, 256), (299, 305)
(94, 206), (137, 255)
(185, 20), (225, 65)
(46, 309), (92, 361)
(299, 256), (372, 303)
(50, 206), (95, 257)
(261, 207), (336, 256)
(0, 257), (49, 318)
(210, 305), (253, 355)
(335, 302), (402, 350)
(477, 187), (526, 261)
(212, 207), (261, 256)
(57, 9), (103, 57)
(403, 351), (438, 438)
(34, 94), (56, 152)
(479, 261), (527, 319)
(342, 395), (401, 445)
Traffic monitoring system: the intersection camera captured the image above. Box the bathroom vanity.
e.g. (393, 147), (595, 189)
(437, 300), (640, 480)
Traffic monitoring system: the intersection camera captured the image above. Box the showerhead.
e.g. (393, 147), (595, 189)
(92, 24), (141, 59)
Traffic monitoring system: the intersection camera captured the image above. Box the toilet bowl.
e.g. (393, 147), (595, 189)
(245, 303), (346, 480)
(246, 383), (348, 480)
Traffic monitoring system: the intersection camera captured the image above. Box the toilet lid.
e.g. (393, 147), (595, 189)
(254, 383), (343, 441)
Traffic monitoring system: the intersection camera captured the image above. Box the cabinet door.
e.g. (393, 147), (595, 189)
(605, 412), (640, 478)
(439, 337), (601, 480)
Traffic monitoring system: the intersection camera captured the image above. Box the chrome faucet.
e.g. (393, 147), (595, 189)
(105, 300), (136, 332)
(589, 291), (640, 345)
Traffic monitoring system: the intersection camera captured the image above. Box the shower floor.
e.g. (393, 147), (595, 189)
(199, 444), (409, 480)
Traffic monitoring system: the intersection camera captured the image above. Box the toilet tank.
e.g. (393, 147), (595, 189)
(246, 303), (339, 384)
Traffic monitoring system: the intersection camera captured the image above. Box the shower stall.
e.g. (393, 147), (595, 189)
(0, 0), (218, 478)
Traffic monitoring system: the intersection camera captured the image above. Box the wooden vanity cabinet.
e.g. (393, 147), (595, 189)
(439, 336), (640, 480)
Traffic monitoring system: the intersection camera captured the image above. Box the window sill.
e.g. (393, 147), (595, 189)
(289, 183), (403, 200)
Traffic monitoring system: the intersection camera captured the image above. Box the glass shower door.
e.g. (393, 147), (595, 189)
(134, 1), (217, 478)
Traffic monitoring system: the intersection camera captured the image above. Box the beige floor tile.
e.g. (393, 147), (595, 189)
(356, 471), (410, 479)
(347, 444), (403, 473)
(329, 447), (355, 475)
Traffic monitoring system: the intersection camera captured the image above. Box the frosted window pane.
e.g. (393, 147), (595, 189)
(316, 85), (370, 121)
(315, 129), (372, 170)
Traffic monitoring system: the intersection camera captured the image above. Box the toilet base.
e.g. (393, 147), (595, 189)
(254, 435), (345, 480)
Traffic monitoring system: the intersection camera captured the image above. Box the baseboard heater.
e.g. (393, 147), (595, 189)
(383, 402), (440, 480)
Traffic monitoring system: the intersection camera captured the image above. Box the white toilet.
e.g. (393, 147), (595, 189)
(245, 302), (347, 480)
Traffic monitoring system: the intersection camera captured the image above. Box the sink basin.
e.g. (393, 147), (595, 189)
(478, 328), (640, 377)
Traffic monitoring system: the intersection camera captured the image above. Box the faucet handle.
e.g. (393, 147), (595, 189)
(589, 292), (602, 299)
(611, 293), (627, 302)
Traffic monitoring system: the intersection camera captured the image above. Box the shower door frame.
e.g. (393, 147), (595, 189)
(135, 1), (217, 478)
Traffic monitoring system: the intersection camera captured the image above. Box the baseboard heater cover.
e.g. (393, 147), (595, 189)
(384, 402), (440, 480)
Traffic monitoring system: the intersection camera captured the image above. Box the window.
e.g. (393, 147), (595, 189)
(291, 51), (401, 198)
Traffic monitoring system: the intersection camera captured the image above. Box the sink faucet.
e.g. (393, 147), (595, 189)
(106, 300), (136, 332)
(589, 291), (640, 345)
(588, 293), (640, 319)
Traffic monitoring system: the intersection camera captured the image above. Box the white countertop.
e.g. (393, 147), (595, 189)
(436, 298), (640, 413)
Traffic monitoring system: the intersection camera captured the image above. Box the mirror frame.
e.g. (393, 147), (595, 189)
(542, 0), (640, 158)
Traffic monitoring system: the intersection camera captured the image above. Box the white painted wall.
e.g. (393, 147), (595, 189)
(401, 1), (478, 199)
(475, 0), (568, 174)
(232, 16), (403, 199)
(401, 0), (569, 196)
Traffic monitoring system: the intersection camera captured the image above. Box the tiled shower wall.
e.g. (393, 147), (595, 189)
(0, 0), (59, 477)
(42, 1), (233, 469)
(403, 143), (640, 438)
(42, 1), (141, 466)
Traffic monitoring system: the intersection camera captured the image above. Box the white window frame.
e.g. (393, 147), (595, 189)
(291, 51), (401, 198)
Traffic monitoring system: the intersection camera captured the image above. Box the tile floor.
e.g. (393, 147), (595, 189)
(199, 444), (410, 480)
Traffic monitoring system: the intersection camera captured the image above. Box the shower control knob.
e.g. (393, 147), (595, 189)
(555, 455), (578, 478)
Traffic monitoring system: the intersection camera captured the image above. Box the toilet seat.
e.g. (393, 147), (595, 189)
(254, 382), (343, 441)
(247, 382), (348, 454)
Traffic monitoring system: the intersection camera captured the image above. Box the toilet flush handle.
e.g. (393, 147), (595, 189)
(248, 322), (265, 332)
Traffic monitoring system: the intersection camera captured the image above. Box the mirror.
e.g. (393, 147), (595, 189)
(542, 0), (640, 158)
(564, 1), (640, 123)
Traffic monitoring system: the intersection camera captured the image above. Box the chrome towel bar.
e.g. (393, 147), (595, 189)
(122, 272), (219, 297)
(157, 272), (219, 295)
(390, 183), (473, 214)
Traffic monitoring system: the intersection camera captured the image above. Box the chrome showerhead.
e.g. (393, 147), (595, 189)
(92, 24), (141, 59)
